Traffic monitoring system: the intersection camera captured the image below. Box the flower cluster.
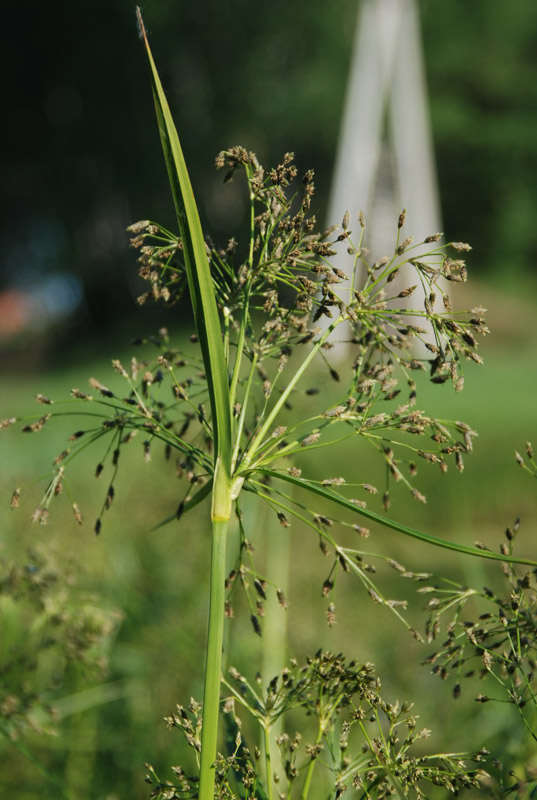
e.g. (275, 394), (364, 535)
(147, 652), (487, 799)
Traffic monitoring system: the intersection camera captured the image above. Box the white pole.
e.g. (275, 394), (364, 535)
(326, 0), (442, 351)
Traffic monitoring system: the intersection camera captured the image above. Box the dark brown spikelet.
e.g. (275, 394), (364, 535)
(254, 579), (267, 599)
(35, 394), (53, 405)
(105, 485), (115, 509)
(277, 512), (290, 528)
(95, 463), (104, 478)
(250, 614), (262, 637)
(277, 589), (287, 609)
(94, 518), (102, 535)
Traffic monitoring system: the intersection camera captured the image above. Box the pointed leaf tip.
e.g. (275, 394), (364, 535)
(136, 7), (147, 43)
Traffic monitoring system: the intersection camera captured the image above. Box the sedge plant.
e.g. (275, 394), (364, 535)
(7, 9), (537, 799)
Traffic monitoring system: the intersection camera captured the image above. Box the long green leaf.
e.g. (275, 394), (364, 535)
(258, 469), (537, 567)
(137, 9), (232, 516)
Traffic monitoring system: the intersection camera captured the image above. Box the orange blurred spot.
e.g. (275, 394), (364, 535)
(0, 290), (33, 336)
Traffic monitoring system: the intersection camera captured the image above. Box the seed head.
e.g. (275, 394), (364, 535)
(397, 237), (413, 255)
(251, 614), (262, 637)
(71, 388), (92, 400)
(112, 359), (128, 377)
(272, 426), (287, 438)
(411, 489), (427, 504)
(127, 220), (151, 234)
(301, 432), (320, 447)
(31, 506), (49, 525)
(0, 418), (17, 430)
(89, 378), (114, 398)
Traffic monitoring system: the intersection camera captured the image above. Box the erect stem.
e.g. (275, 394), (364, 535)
(263, 723), (275, 800)
(199, 517), (229, 800)
(300, 721), (324, 800)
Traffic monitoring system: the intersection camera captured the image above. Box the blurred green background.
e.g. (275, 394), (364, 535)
(1, 1), (537, 797)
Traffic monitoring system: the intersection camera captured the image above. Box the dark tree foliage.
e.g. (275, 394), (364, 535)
(2, 0), (536, 355)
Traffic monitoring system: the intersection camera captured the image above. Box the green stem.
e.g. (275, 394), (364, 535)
(230, 340), (258, 473)
(229, 280), (252, 412)
(264, 724), (275, 800)
(199, 518), (229, 800)
(300, 723), (324, 800)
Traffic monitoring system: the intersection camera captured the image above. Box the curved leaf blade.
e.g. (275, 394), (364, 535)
(258, 469), (537, 567)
